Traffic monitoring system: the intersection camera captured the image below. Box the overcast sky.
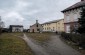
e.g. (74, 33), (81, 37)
(0, 0), (80, 28)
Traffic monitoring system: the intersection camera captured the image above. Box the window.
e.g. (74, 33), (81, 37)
(36, 24), (38, 27)
(47, 27), (48, 30)
(53, 27), (55, 31)
(49, 27), (50, 30)
(74, 24), (78, 29)
(37, 29), (40, 31)
(74, 14), (78, 21)
(66, 15), (70, 22)
(45, 28), (46, 30)
(43, 28), (44, 30)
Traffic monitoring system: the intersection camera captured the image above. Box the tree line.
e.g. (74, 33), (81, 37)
(0, 17), (5, 35)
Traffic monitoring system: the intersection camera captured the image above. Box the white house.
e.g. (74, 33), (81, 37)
(62, 0), (85, 33)
(9, 25), (23, 32)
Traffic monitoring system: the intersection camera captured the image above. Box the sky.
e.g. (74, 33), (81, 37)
(0, 0), (80, 29)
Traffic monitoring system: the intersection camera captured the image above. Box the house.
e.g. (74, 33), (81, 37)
(42, 19), (64, 32)
(30, 20), (43, 33)
(2, 28), (9, 32)
(61, 0), (85, 33)
(9, 25), (23, 32)
(0, 17), (4, 29)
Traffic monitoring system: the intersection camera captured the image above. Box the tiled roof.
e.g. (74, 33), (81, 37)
(42, 19), (64, 25)
(62, 1), (85, 12)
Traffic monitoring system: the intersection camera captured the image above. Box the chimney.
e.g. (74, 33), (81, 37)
(81, 0), (84, 1)
(36, 20), (38, 24)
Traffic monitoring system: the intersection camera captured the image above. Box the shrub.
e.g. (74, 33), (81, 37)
(0, 28), (2, 35)
(61, 32), (71, 41)
(79, 34), (85, 48)
(61, 32), (85, 49)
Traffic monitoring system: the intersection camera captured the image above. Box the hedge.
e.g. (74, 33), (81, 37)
(61, 32), (85, 49)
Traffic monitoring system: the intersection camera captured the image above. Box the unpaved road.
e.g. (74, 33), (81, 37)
(41, 35), (83, 55)
(22, 34), (49, 55)
(21, 34), (83, 55)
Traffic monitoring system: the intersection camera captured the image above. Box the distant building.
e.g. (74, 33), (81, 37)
(42, 19), (64, 32)
(9, 25), (23, 32)
(30, 20), (43, 33)
(23, 29), (30, 32)
(0, 17), (5, 29)
(61, 0), (85, 33)
(2, 28), (9, 32)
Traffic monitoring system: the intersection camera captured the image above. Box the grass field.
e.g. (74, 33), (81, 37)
(0, 33), (34, 55)
(26, 32), (55, 43)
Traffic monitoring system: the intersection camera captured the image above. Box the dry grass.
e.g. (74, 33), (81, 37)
(0, 33), (34, 55)
(26, 32), (55, 43)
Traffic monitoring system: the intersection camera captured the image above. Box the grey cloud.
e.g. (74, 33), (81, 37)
(0, 0), (16, 10)
(0, 0), (80, 28)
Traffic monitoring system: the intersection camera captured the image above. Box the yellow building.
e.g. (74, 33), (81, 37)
(42, 19), (64, 32)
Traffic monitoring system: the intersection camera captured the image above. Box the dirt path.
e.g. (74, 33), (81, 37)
(21, 34), (83, 55)
(22, 34), (49, 55)
(42, 35), (83, 55)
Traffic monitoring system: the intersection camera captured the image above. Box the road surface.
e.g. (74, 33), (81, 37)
(21, 34), (83, 55)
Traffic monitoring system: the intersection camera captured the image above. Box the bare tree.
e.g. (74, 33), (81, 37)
(0, 16), (5, 34)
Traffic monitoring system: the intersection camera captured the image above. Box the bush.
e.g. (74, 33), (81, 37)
(61, 32), (85, 49)
(0, 28), (2, 35)
(61, 32), (72, 41)
(79, 34), (85, 48)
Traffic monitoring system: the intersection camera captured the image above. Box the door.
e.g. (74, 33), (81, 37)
(32, 29), (34, 33)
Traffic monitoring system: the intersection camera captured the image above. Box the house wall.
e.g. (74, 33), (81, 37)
(49, 23), (56, 32)
(42, 23), (56, 32)
(42, 23), (50, 32)
(12, 27), (23, 32)
(63, 8), (81, 33)
(42, 19), (64, 32)
(30, 24), (43, 32)
(56, 19), (64, 32)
